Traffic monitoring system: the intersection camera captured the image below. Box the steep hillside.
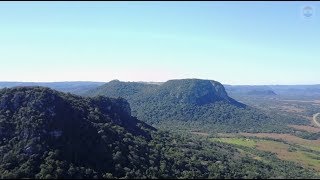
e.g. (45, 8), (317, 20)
(0, 87), (155, 178)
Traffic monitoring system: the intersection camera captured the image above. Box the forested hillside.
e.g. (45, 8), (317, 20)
(86, 79), (308, 133)
(0, 87), (154, 178)
(0, 87), (317, 179)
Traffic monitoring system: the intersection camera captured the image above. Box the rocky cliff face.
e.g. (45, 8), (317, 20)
(211, 81), (230, 100)
(151, 79), (244, 108)
(158, 79), (238, 105)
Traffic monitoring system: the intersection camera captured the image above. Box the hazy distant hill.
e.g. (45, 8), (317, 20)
(224, 85), (277, 96)
(225, 84), (320, 97)
(269, 85), (320, 97)
(0, 82), (105, 95)
(247, 89), (277, 96)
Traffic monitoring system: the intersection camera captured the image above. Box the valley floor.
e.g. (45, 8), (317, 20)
(190, 95), (320, 174)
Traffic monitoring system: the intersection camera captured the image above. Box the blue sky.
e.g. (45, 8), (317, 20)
(0, 1), (319, 85)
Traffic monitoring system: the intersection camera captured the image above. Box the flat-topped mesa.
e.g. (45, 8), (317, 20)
(85, 78), (245, 108)
(158, 79), (243, 106)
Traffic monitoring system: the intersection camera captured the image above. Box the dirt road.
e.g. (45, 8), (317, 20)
(313, 113), (320, 127)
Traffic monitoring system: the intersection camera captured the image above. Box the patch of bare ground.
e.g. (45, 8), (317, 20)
(280, 99), (320, 104)
(278, 105), (304, 113)
(190, 131), (209, 136)
(255, 141), (320, 171)
(288, 124), (320, 133)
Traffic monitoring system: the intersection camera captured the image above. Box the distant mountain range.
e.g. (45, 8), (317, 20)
(224, 85), (277, 96)
(0, 81), (105, 95)
(1, 81), (319, 97)
(225, 84), (320, 98)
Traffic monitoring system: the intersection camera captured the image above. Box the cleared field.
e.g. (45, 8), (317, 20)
(288, 124), (320, 133)
(280, 100), (320, 104)
(240, 133), (320, 145)
(190, 131), (209, 136)
(256, 141), (320, 171)
(212, 137), (320, 171)
(278, 105), (304, 113)
(240, 133), (320, 153)
(211, 137), (256, 147)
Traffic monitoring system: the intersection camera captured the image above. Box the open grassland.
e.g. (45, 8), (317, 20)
(256, 141), (320, 171)
(239, 133), (320, 152)
(277, 105), (305, 113)
(212, 136), (320, 171)
(280, 100), (320, 104)
(211, 137), (256, 147)
(288, 124), (320, 133)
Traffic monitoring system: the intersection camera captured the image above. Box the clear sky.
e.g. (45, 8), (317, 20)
(0, 1), (319, 85)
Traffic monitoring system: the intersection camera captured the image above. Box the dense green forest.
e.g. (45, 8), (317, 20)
(0, 87), (318, 179)
(85, 79), (309, 133)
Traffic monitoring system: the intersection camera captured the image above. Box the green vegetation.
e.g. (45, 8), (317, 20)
(0, 87), (156, 178)
(0, 87), (318, 178)
(85, 79), (309, 133)
(212, 136), (320, 172)
(211, 138), (257, 148)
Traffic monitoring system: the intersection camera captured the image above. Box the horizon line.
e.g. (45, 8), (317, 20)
(0, 79), (319, 86)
